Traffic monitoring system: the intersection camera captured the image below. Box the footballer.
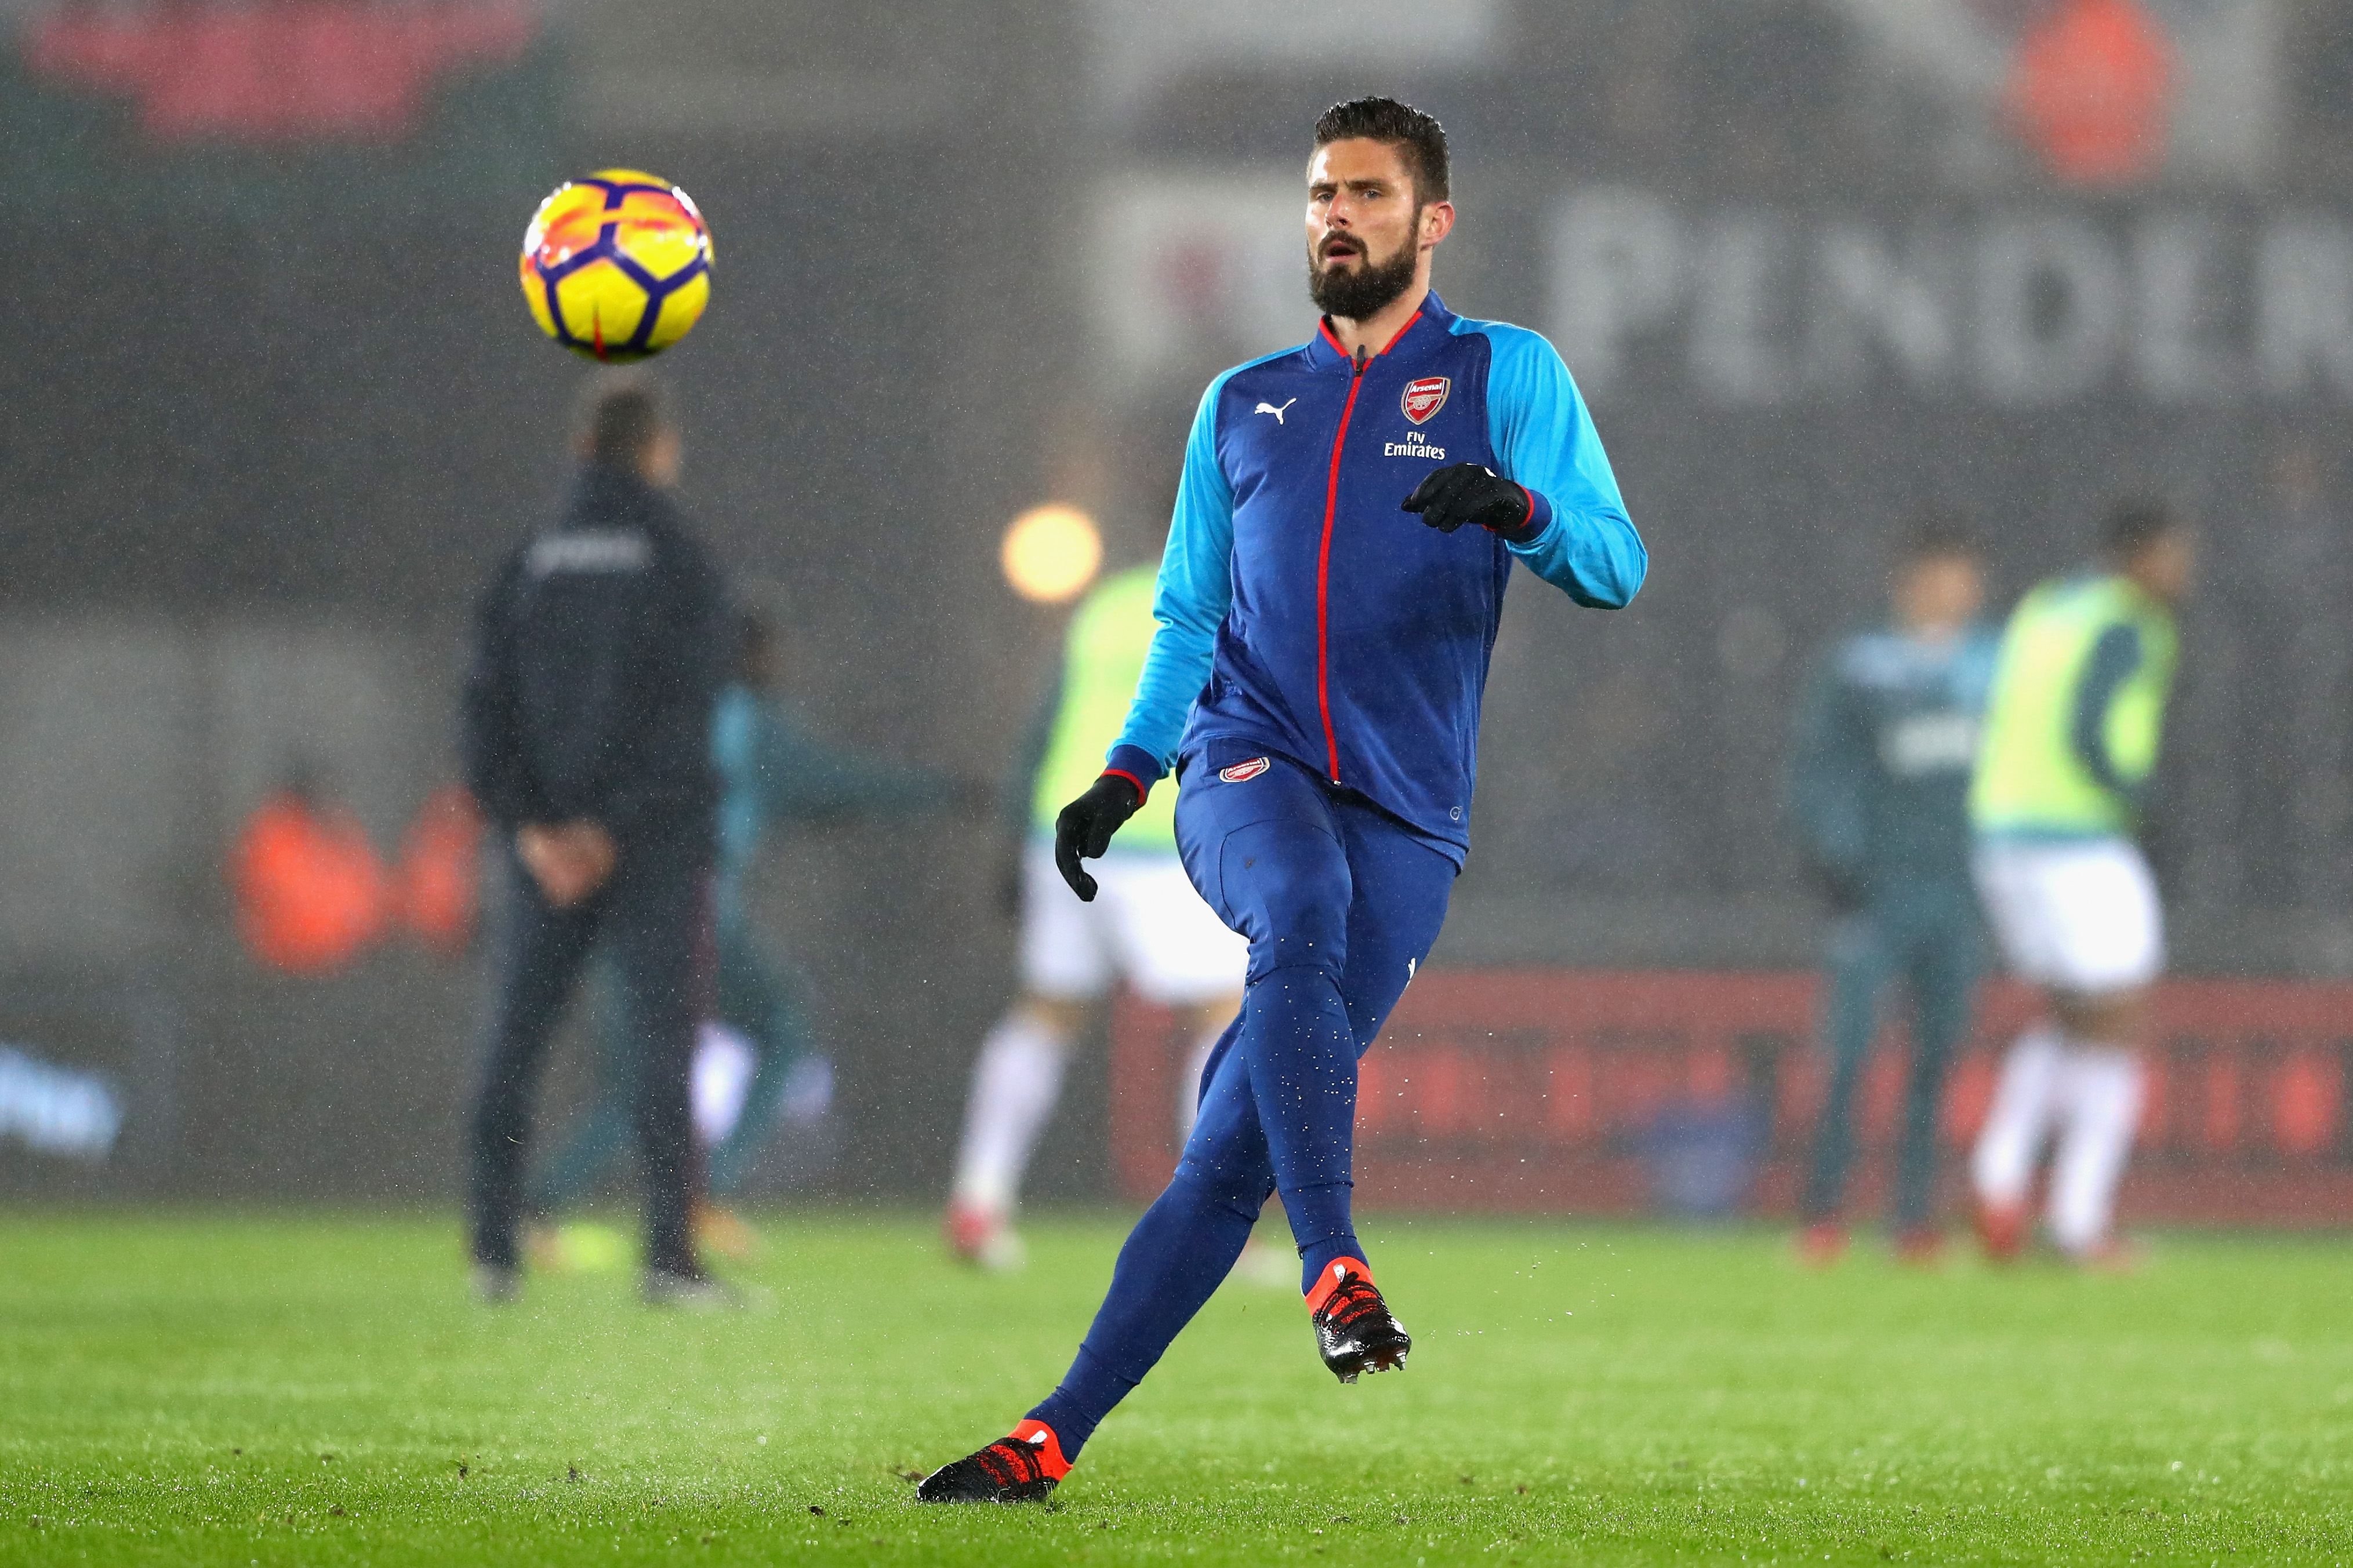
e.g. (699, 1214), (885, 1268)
(1967, 499), (2192, 1267)
(917, 96), (1647, 1502)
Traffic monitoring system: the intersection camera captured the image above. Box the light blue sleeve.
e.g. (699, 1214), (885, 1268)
(1106, 373), (1237, 783)
(1473, 321), (1647, 609)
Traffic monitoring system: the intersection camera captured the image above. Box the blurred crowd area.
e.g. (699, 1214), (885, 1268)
(2, 0), (2352, 1200)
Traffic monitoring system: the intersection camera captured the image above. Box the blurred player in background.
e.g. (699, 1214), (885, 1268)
(529, 609), (961, 1253)
(460, 372), (729, 1305)
(917, 97), (1644, 1503)
(943, 562), (1247, 1271)
(1788, 520), (1998, 1267)
(1968, 498), (2191, 1267)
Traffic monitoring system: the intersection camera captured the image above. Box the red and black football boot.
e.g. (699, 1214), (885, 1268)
(1305, 1257), (1411, 1383)
(914, 1419), (1070, 1504)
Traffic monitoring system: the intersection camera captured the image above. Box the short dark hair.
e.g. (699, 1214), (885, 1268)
(1900, 510), (1982, 566)
(2101, 495), (2180, 560)
(1313, 96), (1450, 205)
(577, 370), (667, 465)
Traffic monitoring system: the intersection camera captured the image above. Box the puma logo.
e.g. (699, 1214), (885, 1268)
(1254, 398), (1297, 424)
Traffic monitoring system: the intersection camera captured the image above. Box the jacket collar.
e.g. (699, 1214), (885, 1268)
(1302, 290), (1453, 373)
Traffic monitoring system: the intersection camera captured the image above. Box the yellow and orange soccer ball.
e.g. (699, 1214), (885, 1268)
(518, 169), (711, 361)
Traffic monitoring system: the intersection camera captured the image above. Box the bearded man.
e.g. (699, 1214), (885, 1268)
(917, 96), (1648, 1502)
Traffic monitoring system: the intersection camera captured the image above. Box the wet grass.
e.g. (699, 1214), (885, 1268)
(0, 1210), (2347, 1564)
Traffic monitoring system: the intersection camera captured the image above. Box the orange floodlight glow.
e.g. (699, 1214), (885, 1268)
(1001, 504), (1103, 604)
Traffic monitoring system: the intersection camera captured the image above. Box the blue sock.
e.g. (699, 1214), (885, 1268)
(1026, 1170), (1255, 1458)
(1025, 963), (1364, 1454)
(1239, 964), (1364, 1294)
(1286, 1183), (1363, 1295)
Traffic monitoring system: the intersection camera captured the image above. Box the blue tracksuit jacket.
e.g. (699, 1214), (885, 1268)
(1102, 294), (1646, 858)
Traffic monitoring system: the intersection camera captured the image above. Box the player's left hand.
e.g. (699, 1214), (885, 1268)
(1053, 773), (1142, 902)
(1401, 463), (1537, 540)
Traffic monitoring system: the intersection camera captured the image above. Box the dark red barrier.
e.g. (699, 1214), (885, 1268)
(1109, 971), (2353, 1227)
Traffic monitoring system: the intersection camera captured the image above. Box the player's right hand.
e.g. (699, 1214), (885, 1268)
(1053, 774), (1143, 902)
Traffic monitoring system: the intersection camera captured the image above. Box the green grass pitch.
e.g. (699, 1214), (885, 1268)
(1, 1212), (2347, 1565)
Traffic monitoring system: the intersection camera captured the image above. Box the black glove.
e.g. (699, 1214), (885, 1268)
(1052, 774), (1142, 901)
(1401, 463), (1538, 541)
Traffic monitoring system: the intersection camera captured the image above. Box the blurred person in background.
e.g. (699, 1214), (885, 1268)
(529, 609), (963, 1254)
(1788, 519), (1998, 1267)
(397, 783), (484, 959)
(943, 562), (1247, 1272)
(917, 96), (1644, 1504)
(459, 371), (730, 1306)
(228, 756), (390, 975)
(1967, 497), (2191, 1268)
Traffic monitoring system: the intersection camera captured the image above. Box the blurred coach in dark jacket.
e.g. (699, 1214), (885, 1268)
(460, 371), (729, 1304)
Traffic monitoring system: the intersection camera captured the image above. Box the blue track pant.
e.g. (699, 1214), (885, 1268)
(1029, 744), (1456, 1456)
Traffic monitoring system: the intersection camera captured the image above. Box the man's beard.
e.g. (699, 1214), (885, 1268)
(1308, 231), (1419, 321)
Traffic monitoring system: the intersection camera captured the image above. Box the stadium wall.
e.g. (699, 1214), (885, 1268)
(1111, 973), (2353, 1227)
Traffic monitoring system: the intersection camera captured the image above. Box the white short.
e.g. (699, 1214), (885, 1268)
(1974, 838), (2164, 996)
(1019, 843), (1247, 1006)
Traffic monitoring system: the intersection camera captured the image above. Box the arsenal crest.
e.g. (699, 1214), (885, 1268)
(1218, 756), (1272, 784)
(1400, 376), (1450, 424)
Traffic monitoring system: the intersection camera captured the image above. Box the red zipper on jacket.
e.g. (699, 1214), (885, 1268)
(1316, 343), (1370, 785)
(1314, 311), (1421, 785)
